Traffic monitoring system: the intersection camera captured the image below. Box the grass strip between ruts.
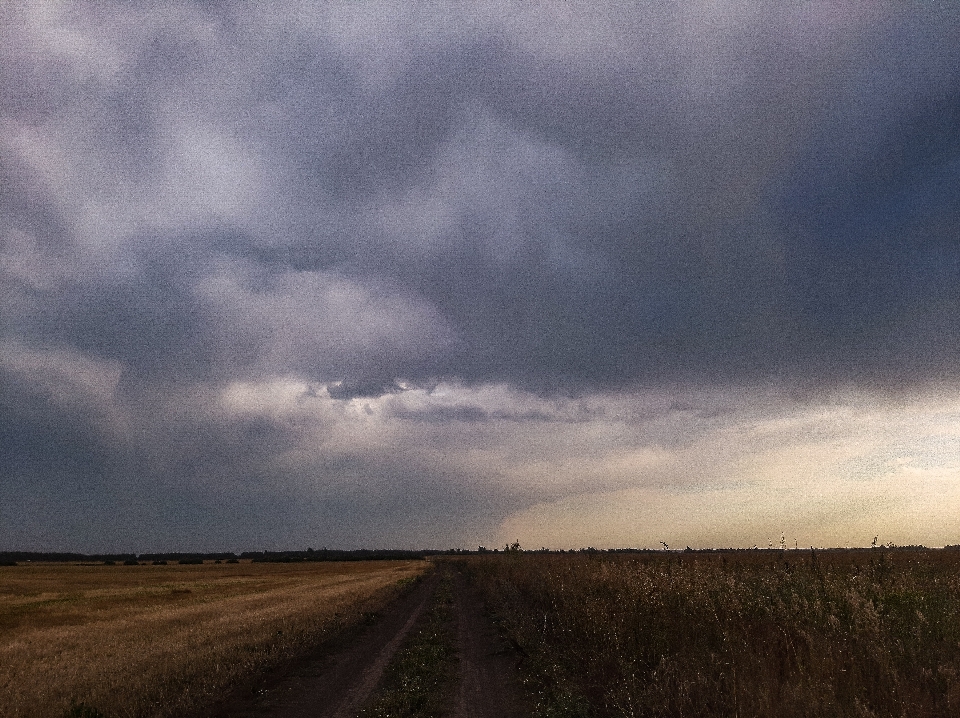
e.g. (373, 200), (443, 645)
(358, 569), (458, 718)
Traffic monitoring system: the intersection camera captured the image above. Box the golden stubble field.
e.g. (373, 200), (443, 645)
(0, 559), (429, 718)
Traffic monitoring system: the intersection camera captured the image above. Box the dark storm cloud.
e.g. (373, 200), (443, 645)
(223, 2), (960, 393)
(3, 2), (960, 550)
(8, 3), (960, 393)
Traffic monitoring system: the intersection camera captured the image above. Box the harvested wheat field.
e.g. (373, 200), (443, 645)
(0, 560), (428, 718)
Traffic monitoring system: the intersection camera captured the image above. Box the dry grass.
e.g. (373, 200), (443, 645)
(463, 550), (960, 718)
(0, 560), (429, 718)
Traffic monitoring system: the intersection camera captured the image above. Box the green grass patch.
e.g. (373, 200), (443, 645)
(359, 572), (457, 718)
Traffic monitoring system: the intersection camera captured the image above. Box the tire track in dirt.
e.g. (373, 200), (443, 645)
(328, 591), (431, 718)
(205, 570), (439, 718)
(451, 568), (530, 718)
(202, 563), (529, 717)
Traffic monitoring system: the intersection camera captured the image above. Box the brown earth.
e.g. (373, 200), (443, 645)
(202, 562), (530, 717)
(450, 567), (530, 718)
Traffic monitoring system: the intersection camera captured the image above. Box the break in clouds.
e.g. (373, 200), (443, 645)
(2, 2), (960, 552)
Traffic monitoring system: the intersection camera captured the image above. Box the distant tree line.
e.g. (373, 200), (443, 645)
(0, 548), (439, 565)
(245, 548), (437, 562)
(0, 544), (950, 566)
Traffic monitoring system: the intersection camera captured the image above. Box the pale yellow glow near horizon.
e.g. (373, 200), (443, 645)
(496, 392), (960, 550)
(217, 376), (960, 549)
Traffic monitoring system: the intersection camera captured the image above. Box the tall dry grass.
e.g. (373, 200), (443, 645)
(0, 560), (428, 718)
(463, 550), (960, 717)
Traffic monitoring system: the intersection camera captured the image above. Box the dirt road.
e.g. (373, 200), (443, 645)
(450, 568), (529, 718)
(204, 563), (528, 717)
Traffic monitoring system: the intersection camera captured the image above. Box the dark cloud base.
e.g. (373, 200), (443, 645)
(3, 3), (960, 550)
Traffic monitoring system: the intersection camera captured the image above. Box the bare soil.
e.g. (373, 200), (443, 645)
(200, 563), (530, 717)
(450, 567), (530, 718)
(203, 571), (438, 718)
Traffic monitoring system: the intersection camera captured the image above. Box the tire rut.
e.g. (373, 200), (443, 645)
(201, 563), (529, 717)
(451, 568), (530, 718)
(205, 571), (439, 718)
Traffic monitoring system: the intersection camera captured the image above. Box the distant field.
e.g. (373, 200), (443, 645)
(0, 560), (428, 718)
(463, 550), (960, 718)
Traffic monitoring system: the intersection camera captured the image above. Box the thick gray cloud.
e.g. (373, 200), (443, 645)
(3, 2), (960, 550)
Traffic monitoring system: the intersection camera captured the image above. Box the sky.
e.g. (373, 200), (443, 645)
(2, 2), (960, 553)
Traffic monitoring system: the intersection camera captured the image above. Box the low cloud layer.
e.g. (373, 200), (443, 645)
(3, 2), (959, 551)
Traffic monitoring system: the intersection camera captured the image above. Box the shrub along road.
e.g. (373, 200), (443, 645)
(202, 562), (528, 718)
